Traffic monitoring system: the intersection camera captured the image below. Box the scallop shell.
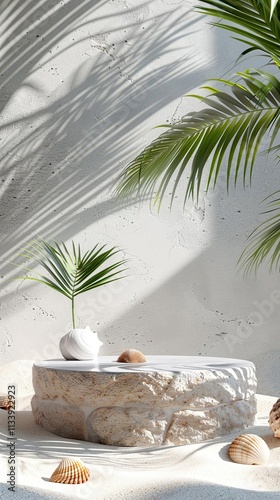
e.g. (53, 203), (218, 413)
(269, 398), (280, 437)
(228, 434), (269, 465)
(117, 349), (146, 363)
(49, 458), (90, 484)
(0, 394), (11, 410)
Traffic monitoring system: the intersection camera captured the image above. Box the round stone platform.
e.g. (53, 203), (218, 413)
(31, 356), (257, 447)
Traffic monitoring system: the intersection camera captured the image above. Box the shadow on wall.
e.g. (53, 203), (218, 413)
(2, 1), (279, 373)
(0, 0), (206, 284)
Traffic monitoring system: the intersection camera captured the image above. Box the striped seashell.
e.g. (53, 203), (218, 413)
(59, 326), (103, 361)
(268, 398), (280, 437)
(228, 434), (269, 465)
(50, 458), (90, 484)
(0, 394), (11, 410)
(117, 349), (146, 363)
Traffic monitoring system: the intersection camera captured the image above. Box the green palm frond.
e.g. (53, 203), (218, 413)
(17, 239), (127, 328)
(196, 0), (280, 66)
(239, 192), (280, 274)
(271, 0), (279, 19)
(117, 70), (280, 205)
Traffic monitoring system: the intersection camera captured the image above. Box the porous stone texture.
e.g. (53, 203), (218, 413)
(31, 356), (257, 447)
(31, 397), (87, 441)
(165, 399), (257, 445)
(88, 406), (168, 446)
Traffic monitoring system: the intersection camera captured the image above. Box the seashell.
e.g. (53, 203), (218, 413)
(0, 394), (11, 410)
(59, 326), (103, 361)
(228, 434), (269, 465)
(49, 457), (90, 484)
(117, 349), (146, 363)
(269, 398), (280, 437)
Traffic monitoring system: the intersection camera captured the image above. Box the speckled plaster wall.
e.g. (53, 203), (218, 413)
(0, 0), (279, 393)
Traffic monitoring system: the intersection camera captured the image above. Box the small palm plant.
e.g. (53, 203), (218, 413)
(17, 239), (127, 328)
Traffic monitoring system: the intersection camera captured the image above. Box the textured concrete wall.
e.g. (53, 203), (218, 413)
(0, 0), (279, 392)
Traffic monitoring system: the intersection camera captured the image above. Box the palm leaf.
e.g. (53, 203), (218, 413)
(19, 241), (73, 295)
(17, 239), (127, 327)
(196, 0), (280, 67)
(271, 0), (279, 19)
(239, 192), (280, 274)
(117, 70), (280, 205)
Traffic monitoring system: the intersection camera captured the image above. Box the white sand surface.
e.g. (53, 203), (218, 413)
(0, 361), (280, 499)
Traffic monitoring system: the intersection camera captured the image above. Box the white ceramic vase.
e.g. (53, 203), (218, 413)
(59, 326), (103, 361)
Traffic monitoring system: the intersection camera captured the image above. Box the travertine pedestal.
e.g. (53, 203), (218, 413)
(32, 356), (257, 447)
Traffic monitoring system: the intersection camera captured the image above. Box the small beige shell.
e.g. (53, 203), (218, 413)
(50, 458), (90, 484)
(117, 349), (146, 363)
(228, 434), (269, 465)
(0, 394), (11, 410)
(269, 398), (280, 437)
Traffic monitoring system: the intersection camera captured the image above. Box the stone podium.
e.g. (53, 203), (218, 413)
(31, 356), (257, 447)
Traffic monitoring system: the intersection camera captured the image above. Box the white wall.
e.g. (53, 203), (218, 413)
(1, 0), (279, 393)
